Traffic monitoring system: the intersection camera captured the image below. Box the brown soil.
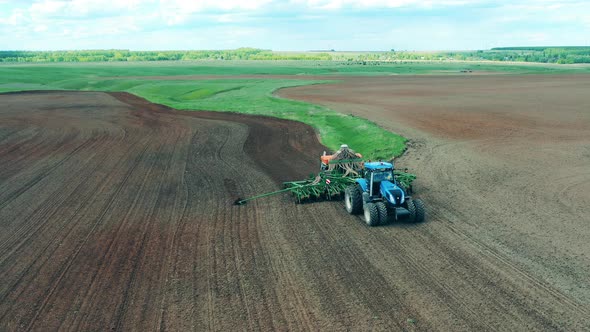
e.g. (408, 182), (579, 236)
(281, 74), (590, 326)
(1, 89), (588, 331)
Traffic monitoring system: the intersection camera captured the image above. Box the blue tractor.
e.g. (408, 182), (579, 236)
(344, 161), (425, 226)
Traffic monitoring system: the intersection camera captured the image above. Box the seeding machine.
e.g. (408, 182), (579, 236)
(234, 145), (425, 226)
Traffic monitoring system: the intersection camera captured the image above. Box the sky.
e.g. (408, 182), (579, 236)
(0, 0), (589, 51)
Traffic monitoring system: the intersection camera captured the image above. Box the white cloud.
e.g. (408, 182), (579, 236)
(1, 0), (589, 50)
(157, 0), (274, 25)
(491, 0), (590, 28)
(289, 0), (480, 10)
(157, 0), (274, 14)
(33, 24), (48, 32)
(28, 0), (147, 20)
(30, 1), (66, 18)
(0, 8), (26, 25)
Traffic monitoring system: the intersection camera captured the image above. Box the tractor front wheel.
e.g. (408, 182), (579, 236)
(344, 185), (363, 214)
(364, 202), (380, 227)
(375, 201), (388, 225)
(407, 198), (426, 223)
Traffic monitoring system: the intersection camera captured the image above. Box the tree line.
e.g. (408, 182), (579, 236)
(0, 48), (332, 63)
(332, 47), (590, 64)
(1, 47), (589, 64)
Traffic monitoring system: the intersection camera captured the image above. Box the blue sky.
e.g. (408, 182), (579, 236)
(1, 0), (589, 51)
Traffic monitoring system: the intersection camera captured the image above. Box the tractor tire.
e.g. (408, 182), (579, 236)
(363, 202), (380, 227)
(413, 199), (425, 223)
(375, 201), (388, 225)
(344, 185), (363, 215)
(407, 198), (426, 223)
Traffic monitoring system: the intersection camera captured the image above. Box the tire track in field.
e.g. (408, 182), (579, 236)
(0, 131), (93, 214)
(118, 131), (189, 331)
(63, 140), (156, 331)
(145, 133), (189, 331)
(0, 134), (114, 307)
(213, 127), (259, 331)
(203, 126), (263, 331)
(111, 137), (175, 331)
(24, 139), (154, 331)
(404, 139), (589, 329)
(422, 140), (590, 315)
(3, 132), (150, 329)
(0, 128), (43, 174)
(379, 220), (557, 330)
(555, 172), (590, 221)
(217, 125), (282, 331)
(0, 137), (111, 308)
(109, 128), (187, 331)
(0, 134), (108, 262)
(156, 128), (210, 331)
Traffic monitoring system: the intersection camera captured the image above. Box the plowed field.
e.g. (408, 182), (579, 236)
(1, 87), (589, 331)
(281, 74), (590, 328)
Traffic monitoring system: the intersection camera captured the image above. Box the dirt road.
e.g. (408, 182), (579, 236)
(1, 90), (588, 331)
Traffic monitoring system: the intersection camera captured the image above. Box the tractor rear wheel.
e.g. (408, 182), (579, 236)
(375, 201), (388, 225)
(407, 198), (426, 223)
(363, 202), (380, 227)
(344, 185), (363, 214)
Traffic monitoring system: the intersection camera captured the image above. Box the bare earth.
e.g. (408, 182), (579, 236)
(1, 81), (589, 331)
(281, 74), (590, 325)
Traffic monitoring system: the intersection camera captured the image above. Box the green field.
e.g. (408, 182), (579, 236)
(1, 61), (589, 159)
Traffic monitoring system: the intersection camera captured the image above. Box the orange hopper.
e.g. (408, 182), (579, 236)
(321, 152), (363, 167)
(321, 154), (333, 165)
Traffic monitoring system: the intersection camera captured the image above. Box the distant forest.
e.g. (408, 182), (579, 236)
(0, 48), (332, 63)
(352, 47), (590, 64)
(1, 47), (589, 64)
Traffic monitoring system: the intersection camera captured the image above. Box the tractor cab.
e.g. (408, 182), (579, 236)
(364, 162), (395, 194)
(361, 162), (404, 204)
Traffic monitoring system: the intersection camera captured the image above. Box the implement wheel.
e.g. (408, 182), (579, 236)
(344, 185), (363, 214)
(407, 198), (426, 223)
(375, 201), (388, 225)
(363, 202), (380, 227)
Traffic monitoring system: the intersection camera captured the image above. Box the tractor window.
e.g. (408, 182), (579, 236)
(372, 171), (393, 182)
